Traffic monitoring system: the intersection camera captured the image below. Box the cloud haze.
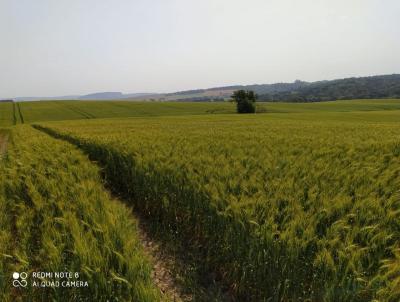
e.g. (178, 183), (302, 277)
(1, 0), (399, 97)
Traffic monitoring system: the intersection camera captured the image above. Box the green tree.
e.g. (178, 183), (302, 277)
(231, 90), (257, 113)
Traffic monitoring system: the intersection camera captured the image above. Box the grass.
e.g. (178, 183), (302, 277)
(35, 104), (400, 302)
(0, 126), (163, 301)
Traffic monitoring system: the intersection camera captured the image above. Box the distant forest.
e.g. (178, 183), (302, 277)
(257, 74), (400, 102)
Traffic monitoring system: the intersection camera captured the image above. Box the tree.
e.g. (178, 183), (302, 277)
(231, 90), (257, 113)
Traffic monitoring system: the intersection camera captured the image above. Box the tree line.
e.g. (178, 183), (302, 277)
(258, 74), (400, 102)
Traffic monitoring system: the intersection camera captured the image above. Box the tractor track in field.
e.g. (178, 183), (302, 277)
(12, 102), (17, 125)
(134, 213), (191, 302)
(16, 102), (24, 124)
(65, 104), (96, 119)
(52, 101), (96, 120)
(34, 125), (234, 302)
(32, 125), (189, 302)
(11, 102), (24, 125)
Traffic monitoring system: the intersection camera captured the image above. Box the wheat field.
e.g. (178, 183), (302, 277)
(33, 104), (400, 301)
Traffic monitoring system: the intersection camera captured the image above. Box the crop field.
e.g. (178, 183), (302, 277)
(15, 101), (236, 123)
(0, 126), (163, 301)
(0, 99), (399, 301)
(2, 99), (400, 125)
(32, 101), (400, 302)
(264, 99), (400, 113)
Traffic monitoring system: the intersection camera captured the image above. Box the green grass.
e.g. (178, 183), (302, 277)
(0, 126), (163, 301)
(36, 107), (400, 301)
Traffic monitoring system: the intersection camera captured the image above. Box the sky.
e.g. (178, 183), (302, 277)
(0, 0), (399, 97)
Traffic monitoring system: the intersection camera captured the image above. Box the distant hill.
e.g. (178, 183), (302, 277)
(8, 74), (400, 102)
(79, 92), (123, 100)
(14, 95), (80, 101)
(134, 75), (400, 102)
(156, 80), (309, 101)
(154, 75), (400, 102)
(14, 92), (154, 101)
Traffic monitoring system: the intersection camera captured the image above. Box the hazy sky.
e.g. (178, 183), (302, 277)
(1, 0), (399, 97)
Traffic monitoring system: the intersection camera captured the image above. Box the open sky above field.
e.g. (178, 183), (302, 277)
(1, 0), (400, 98)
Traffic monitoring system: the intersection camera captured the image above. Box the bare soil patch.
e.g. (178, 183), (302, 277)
(137, 220), (191, 302)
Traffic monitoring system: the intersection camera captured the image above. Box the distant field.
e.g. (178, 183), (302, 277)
(0, 99), (398, 124)
(264, 99), (400, 113)
(16, 101), (235, 123)
(36, 106), (400, 301)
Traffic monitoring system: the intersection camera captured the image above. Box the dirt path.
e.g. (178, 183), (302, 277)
(133, 211), (232, 302)
(110, 198), (190, 301)
(136, 218), (191, 302)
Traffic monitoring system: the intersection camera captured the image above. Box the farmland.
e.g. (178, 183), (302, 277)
(2, 99), (400, 125)
(0, 126), (163, 301)
(0, 99), (400, 301)
(15, 101), (236, 123)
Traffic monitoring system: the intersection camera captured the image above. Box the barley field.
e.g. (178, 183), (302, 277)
(0, 99), (399, 301)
